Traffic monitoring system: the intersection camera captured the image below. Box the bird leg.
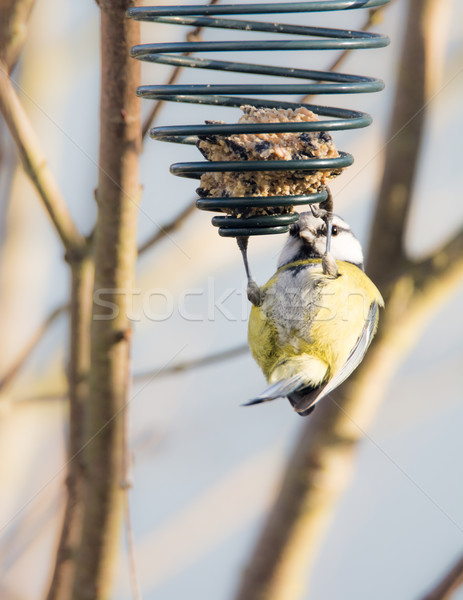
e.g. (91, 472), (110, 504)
(236, 236), (262, 306)
(318, 188), (339, 277)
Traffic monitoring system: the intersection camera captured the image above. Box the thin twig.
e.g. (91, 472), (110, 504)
(141, 0), (220, 139)
(0, 303), (68, 395)
(134, 343), (249, 383)
(123, 492), (142, 600)
(421, 555), (463, 600)
(0, 65), (86, 259)
(138, 199), (196, 255)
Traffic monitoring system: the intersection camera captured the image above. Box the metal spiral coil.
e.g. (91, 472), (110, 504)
(128, 1), (390, 237)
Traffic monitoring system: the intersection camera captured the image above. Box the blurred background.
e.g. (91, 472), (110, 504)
(0, 1), (462, 599)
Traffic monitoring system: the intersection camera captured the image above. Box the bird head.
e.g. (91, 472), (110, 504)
(277, 212), (365, 270)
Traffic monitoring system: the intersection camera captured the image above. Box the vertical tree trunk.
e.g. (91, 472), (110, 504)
(70, 3), (141, 599)
(46, 257), (94, 600)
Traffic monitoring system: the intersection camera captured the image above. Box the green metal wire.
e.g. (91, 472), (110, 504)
(128, 1), (390, 237)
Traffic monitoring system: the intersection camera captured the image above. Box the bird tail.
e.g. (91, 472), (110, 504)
(243, 374), (307, 407)
(287, 386), (325, 416)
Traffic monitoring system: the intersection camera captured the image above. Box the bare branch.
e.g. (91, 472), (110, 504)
(138, 199), (196, 255)
(379, 224), (463, 293)
(0, 1), (37, 258)
(134, 343), (249, 383)
(0, 303), (68, 395)
(0, 0), (36, 72)
(421, 555), (463, 600)
(46, 259), (94, 600)
(0, 65), (86, 259)
(408, 227), (463, 291)
(123, 492), (142, 600)
(70, 3), (141, 599)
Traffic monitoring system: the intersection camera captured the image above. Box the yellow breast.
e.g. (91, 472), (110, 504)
(248, 259), (383, 382)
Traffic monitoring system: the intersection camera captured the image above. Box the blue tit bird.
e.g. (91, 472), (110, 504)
(245, 211), (384, 416)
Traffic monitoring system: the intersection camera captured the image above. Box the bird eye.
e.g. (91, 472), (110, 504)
(317, 224), (338, 237)
(289, 223), (300, 237)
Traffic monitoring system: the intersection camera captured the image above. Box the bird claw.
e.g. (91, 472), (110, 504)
(247, 281), (263, 306)
(310, 204), (328, 219)
(322, 253), (339, 277)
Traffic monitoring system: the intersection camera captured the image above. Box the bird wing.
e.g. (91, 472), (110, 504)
(290, 301), (380, 415)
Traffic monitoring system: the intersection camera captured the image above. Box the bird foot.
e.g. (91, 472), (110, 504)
(322, 253), (338, 277)
(247, 280), (263, 306)
(310, 204), (328, 219)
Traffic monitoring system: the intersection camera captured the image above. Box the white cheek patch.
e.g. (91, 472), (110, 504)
(331, 235), (364, 266)
(278, 237), (301, 268)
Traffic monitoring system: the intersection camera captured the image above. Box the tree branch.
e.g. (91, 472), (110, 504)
(0, 65), (86, 259)
(134, 343), (249, 383)
(70, 3), (141, 599)
(408, 227), (463, 290)
(0, 0), (36, 261)
(0, 303), (68, 396)
(0, 0), (36, 72)
(137, 199), (196, 255)
(421, 554), (463, 600)
(123, 492), (142, 600)
(46, 258), (94, 600)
